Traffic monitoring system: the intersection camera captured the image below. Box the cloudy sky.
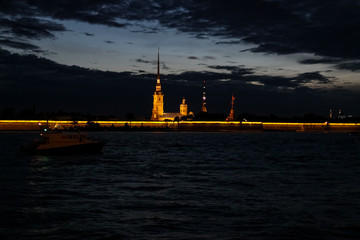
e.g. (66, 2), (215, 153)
(1, 0), (360, 118)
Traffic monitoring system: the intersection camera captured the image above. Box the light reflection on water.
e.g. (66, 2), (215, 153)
(0, 131), (360, 240)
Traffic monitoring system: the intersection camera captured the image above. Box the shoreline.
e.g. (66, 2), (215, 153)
(0, 120), (359, 132)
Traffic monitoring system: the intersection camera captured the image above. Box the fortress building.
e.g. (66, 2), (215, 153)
(151, 50), (189, 121)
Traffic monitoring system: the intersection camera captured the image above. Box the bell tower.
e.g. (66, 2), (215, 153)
(180, 97), (188, 116)
(151, 49), (164, 120)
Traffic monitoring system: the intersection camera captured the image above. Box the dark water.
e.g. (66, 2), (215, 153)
(1, 132), (360, 240)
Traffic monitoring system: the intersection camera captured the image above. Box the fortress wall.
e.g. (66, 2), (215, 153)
(263, 122), (328, 131)
(178, 121), (241, 131)
(327, 123), (360, 131)
(0, 120), (176, 130)
(263, 122), (303, 131)
(0, 120), (359, 132)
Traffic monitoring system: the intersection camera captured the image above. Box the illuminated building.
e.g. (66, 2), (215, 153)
(151, 49), (164, 120)
(226, 94), (235, 121)
(338, 109), (346, 119)
(180, 97), (188, 116)
(201, 80), (207, 112)
(151, 50), (189, 121)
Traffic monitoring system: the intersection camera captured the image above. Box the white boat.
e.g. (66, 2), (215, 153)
(22, 131), (105, 155)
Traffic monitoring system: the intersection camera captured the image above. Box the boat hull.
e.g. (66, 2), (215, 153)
(23, 141), (105, 155)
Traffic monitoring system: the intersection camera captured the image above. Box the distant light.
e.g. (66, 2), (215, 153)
(44, 129), (47, 132)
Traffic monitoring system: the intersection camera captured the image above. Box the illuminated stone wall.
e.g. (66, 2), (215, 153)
(0, 120), (359, 131)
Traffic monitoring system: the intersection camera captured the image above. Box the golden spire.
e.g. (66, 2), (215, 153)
(152, 48), (164, 120)
(156, 48), (161, 91)
(157, 48), (160, 83)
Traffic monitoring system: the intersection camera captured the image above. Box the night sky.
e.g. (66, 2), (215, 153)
(1, 0), (360, 118)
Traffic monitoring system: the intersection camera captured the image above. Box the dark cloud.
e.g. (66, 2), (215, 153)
(298, 55), (360, 72)
(0, 0), (34, 15)
(29, 1), (127, 28)
(130, 28), (158, 34)
(188, 56), (216, 60)
(0, 17), (65, 39)
(136, 59), (150, 64)
(295, 72), (331, 84)
(0, 38), (41, 52)
(63, 12), (126, 28)
(164, 65), (331, 90)
(105, 40), (115, 44)
(298, 58), (342, 65)
(0, 15), (66, 51)
(256, 72), (332, 88)
(135, 58), (168, 70)
(215, 40), (243, 45)
(2, 0), (360, 60)
(336, 62), (360, 72)
(245, 43), (303, 55)
(84, 32), (94, 36)
(208, 65), (254, 75)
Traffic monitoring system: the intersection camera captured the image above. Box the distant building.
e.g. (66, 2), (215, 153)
(151, 50), (189, 121)
(337, 109), (352, 119)
(338, 109), (346, 119)
(201, 80), (207, 112)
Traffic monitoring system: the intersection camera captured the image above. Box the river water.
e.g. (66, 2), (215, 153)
(0, 131), (359, 240)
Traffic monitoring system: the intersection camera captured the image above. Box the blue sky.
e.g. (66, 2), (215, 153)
(1, 0), (360, 118)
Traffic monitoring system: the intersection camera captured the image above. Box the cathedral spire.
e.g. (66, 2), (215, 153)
(152, 48), (164, 120)
(157, 48), (160, 83)
(156, 48), (161, 92)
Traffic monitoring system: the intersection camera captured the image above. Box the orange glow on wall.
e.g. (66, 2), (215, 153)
(0, 120), (359, 131)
